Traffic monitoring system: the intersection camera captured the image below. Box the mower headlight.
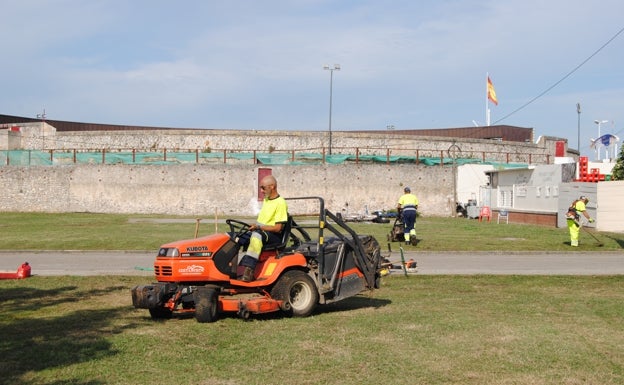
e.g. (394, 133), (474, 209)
(158, 248), (180, 257)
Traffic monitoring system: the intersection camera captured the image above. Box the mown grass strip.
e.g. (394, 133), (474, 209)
(1, 213), (622, 251)
(1, 275), (622, 385)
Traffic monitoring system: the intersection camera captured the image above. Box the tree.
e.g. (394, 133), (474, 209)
(611, 145), (624, 180)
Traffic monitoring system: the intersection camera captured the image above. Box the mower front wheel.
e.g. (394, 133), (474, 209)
(271, 270), (318, 317)
(194, 287), (219, 323)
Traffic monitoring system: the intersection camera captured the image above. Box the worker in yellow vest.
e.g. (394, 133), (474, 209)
(397, 187), (419, 245)
(237, 175), (288, 281)
(565, 196), (594, 247)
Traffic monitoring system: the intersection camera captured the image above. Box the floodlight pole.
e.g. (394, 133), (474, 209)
(324, 64), (340, 155)
(576, 103), (581, 152)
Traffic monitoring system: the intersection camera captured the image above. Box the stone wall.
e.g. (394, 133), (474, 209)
(0, 122), (571, 218)
(0, 163), (453, 217)
(2, 123), (564, 164)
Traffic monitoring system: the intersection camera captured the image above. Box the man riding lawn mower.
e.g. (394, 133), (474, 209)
(131, 197), (383, 322)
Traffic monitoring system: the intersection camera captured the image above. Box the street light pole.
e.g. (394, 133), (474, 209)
(594, 119), (608, 160)
(576, 103), (581, 152)
(37, 108), (47, 151)
(323, 64), (340, 155)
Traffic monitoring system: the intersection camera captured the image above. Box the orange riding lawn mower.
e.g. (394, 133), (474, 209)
(131, 197), (383, 322)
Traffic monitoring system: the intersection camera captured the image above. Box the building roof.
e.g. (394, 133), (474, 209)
(359, 125), (533, 142)
(0, 113), (182, 132)
(1, 113), (533, 142)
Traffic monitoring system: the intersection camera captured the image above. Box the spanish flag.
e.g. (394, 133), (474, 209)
(487, 76), (498, 105)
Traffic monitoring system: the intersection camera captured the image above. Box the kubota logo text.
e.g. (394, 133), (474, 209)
(178, 265), (205, 274)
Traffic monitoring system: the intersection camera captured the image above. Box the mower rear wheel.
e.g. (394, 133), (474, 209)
(194, 287), (219, 323)
(271, 270), (318, 317)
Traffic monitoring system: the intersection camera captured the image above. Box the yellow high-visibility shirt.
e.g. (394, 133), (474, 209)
(257, 195), (288, 226)
(398, 193), (419, 208)
(573, 200), (586, 212)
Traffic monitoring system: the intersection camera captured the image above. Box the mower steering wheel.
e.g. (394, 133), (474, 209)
(226, 219), (252, 237)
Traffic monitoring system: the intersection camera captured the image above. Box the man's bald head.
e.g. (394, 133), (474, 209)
(261, 175), (277, 186)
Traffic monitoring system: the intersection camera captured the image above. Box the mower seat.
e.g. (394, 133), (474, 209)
(262, 216), (293, 252)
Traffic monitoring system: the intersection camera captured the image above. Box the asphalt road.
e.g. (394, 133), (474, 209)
(1, 250), (623, 276)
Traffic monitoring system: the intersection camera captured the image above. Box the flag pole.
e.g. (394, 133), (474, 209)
(485, 72), (490, 126)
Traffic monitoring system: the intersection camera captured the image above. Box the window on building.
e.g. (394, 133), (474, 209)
(498, 186), (514, 208)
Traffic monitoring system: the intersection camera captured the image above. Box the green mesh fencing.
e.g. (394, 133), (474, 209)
(0, 150), (528, 168)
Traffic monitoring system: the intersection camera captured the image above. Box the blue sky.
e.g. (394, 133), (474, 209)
(2, 0), (623, 157)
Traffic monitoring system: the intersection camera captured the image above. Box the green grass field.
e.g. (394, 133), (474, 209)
(1, 275), (623, 385)
(0, 212), (622, 251)
(0, 213), (623, 384)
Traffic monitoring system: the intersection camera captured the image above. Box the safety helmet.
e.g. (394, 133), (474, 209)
(580, 195), (589, 202)
(404, 187), (411, 193)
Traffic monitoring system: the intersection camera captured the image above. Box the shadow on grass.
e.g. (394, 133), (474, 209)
(0, 285), (141, 385)
(0, 286), (79, 311)
(36, 382), (103, 385)
(152, 293), (392, 323)
(605, 234), (624, 248)
(317, 294), (392, 315)
(252, 294), (391, 321)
